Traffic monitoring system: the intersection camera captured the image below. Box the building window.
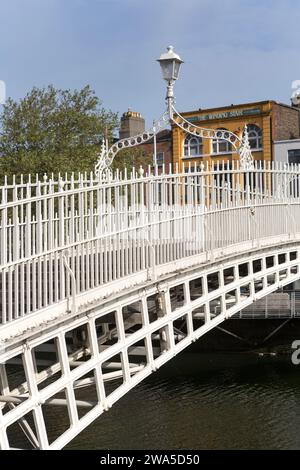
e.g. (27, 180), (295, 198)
(248, 124), (262, 149)
(156, 152), (164, 166)
(288, 149), (300, 164)
(184, 165), (202, 172)
(184, 135), (203, 157)
(212, 128), (232, 154)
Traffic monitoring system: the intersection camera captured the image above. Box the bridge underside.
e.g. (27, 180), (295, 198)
(1, 239), (300, 449)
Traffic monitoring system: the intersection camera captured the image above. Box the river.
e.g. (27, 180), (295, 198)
(66, 350), (300, 450)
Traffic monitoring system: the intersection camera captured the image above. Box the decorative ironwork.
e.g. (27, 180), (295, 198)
(172, 106), (241, 147)
(95, 112), (169, 178)
(95, 46), (254, 177)
(238, 125), (254, 170)
(95, 105), (254, 176)
(172, 108), (254, 170)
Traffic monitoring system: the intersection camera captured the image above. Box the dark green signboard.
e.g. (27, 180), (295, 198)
(187, 108), (261, 123)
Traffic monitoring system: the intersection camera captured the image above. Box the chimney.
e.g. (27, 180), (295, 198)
(119, 108), (145, 139)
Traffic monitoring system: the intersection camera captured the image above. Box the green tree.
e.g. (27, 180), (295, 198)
(112, 147), (153, 174)
(0, 85), (118, 178)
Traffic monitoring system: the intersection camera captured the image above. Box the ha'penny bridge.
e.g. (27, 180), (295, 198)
(1, 47), (300, 449)
(0, 161), (300, 449)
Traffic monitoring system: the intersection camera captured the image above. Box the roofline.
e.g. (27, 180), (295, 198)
(274, 139), (300, 144)
(275, 102), (300, 111)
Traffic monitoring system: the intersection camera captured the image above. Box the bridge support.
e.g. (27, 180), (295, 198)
(156, 287), (171, 354)
(1, 237), (300, 448)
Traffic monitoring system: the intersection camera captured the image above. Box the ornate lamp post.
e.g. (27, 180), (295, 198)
(95, 46), (253, 178)
(157, 45), (183, 120)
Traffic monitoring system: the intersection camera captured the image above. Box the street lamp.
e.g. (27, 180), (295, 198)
(95, 46), (253, 178)
(157, 45), (183, 82)
(157, 46), (183, 119)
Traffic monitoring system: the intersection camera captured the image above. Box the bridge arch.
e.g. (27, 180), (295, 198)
(1, 238), (300, 449)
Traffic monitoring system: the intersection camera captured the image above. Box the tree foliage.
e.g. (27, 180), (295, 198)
(112, 147), (153, 174)
(0, 85), (118, 177)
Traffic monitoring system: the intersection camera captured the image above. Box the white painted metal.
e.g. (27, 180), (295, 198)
(95, 112), (170, 177)
(0, 161), (299, 338)
(1, 161), (300, 449)
(95, 46), (254, 176)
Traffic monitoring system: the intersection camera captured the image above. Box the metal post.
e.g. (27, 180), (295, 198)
(153, 119), (157, 167)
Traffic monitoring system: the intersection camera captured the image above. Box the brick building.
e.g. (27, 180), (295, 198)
(272, 102), (300, 141)
(119, 109), (145, 140)
(172, 100), (300, 169)
(142, 129), (172, 168)
(118, 101), (300, 170)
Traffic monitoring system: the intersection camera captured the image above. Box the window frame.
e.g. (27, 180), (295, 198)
(183, 135), (203, 157)
(212, 128), (232, 155)
(156, 151), (164, 167)
(288, 149), (300, 164)
(247, 124), (262, 150)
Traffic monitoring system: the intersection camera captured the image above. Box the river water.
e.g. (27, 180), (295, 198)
(66, 350), (300, 450)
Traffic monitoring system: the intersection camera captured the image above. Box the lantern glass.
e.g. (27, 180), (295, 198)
(157, 46), (183, 82)
(173, 61), (181, 80)
(160, 60), (175, 81)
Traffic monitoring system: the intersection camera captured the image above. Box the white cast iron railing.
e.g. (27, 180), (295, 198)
(0, 160), (300, 325)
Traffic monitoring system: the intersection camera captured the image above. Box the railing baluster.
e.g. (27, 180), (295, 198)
(0, 164), (300, 327)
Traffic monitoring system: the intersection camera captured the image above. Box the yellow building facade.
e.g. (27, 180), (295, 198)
(172, 100), (300, 168)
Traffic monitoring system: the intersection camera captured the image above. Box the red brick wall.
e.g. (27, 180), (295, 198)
(272, 104), (300, 140)
(139, 132), (172, 168)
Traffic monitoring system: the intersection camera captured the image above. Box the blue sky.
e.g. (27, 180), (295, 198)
(1, 0), (300, 126)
